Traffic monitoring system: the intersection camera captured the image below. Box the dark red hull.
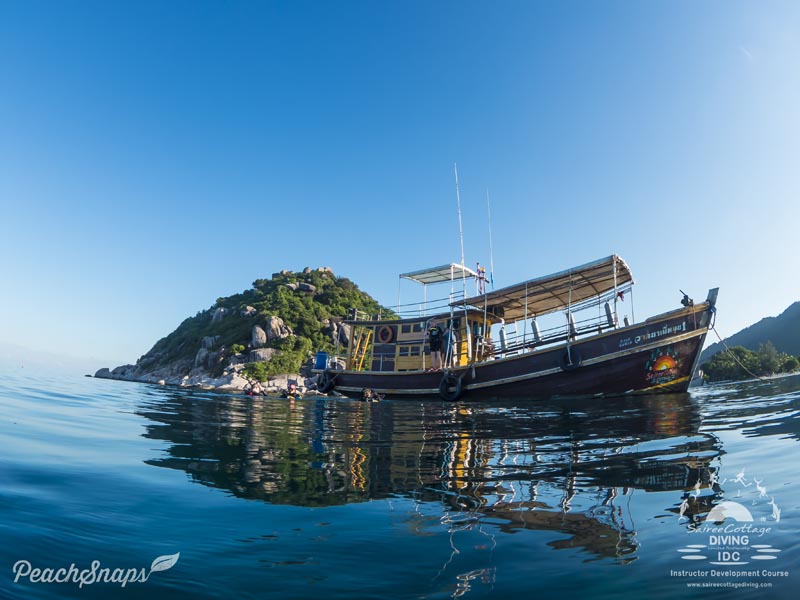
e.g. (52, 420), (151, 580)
(319, 302), (714, 400)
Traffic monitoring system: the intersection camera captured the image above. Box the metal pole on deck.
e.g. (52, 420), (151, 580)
(454, 163), (467, 299)
(487, 188), (495, 290)
(613, 258), (618, 323)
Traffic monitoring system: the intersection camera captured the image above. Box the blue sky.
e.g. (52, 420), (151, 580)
(1, 1), (798, 371)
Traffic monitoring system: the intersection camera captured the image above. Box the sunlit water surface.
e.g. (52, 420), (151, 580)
(2, 368), (798, 598)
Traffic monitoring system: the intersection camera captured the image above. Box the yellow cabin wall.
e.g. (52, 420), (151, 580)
(344, 315), (496, 372)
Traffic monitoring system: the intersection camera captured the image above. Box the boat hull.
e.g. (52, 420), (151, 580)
(318, 302), (714, 400)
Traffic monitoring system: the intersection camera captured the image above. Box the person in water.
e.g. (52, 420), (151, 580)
(282, 382), (302, 400)
(245, 380), (266, 396)
(361, 388), (383, 402)
(428, 323), (443, 371)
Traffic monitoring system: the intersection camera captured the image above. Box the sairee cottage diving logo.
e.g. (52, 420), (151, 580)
(676, 467), (783, 566)
(645, 347), (681, 385)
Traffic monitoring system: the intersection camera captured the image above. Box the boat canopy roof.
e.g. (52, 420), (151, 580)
(457, 255), (634, 321)
(400, 263), (478, 286)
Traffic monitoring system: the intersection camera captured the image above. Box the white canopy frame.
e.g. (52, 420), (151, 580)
(397, 263), (478, 316)
(456, 255), (634, 322)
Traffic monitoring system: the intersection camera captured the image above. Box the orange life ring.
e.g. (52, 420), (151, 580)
(377, 325), (395, 344)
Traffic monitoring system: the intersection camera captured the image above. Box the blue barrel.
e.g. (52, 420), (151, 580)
(314, 351), (329, 370)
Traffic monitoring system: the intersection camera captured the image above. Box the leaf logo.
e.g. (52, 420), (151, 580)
(150, 553), (180, 573)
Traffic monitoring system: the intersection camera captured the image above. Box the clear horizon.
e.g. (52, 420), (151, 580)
(2, 1), (798, 370)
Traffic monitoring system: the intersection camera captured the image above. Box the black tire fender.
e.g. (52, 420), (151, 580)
(439, 372), (463, 401)
(560, 347), (583, 371)
(317, 370), (335, 393)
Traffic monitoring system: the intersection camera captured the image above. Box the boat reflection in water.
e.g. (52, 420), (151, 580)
(138, 392), (723, 564)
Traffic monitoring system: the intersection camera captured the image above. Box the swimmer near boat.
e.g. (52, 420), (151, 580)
(281, 381), (303, 400)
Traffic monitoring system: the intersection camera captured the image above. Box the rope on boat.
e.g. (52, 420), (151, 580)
(709, 325), (766, 381)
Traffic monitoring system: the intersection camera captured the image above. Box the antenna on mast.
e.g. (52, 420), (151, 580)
(454, 163), (466, 268)
(486, 188), (495, 289)
(454, 163), (467, 297)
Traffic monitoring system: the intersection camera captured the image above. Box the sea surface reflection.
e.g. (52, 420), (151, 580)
(139, 393), (723, 565)
(3, 371), (798, 599)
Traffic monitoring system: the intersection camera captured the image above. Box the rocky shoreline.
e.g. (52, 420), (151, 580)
(94, 362), (320, 396)
(94, 365), (324, 396)
(93, 314), (326, 395)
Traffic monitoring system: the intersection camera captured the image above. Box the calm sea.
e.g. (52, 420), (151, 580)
(1, 367), (798, 599)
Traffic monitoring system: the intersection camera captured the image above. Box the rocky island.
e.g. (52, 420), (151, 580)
(95, 267), (391, 395)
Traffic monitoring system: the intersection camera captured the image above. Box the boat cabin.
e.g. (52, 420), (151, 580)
(344, 310), (499, 372)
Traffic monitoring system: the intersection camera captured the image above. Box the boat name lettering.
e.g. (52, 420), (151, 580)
(619, 322), (687, 349)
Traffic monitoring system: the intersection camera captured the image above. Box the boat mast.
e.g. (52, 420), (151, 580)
(454, 163), (466, 290)
(486, 188), (494, 290)
(454, 163), (471, 362)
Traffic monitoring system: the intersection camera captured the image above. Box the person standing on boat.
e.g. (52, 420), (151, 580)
(428, 323), (443, 371)
(477, 263), (487, 294)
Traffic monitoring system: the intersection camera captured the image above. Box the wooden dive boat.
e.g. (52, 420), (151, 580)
(313, 255), (718, 400)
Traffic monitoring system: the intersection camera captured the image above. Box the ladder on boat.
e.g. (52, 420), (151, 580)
(349, 327), (373, 371)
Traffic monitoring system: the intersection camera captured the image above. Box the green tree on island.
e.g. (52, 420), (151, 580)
(701, 342), (800, 382)
(136, 268), (393, 381)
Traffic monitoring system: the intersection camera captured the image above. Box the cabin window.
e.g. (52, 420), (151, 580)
(398, 346), (410, 357)
(410, 345), (420, 357)
(401, 324), (411, 334)
(412, 323), (422, 333)
(372, 358), (394, 371)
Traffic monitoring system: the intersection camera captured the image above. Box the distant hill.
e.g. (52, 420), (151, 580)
(699, 301), (800, 364)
